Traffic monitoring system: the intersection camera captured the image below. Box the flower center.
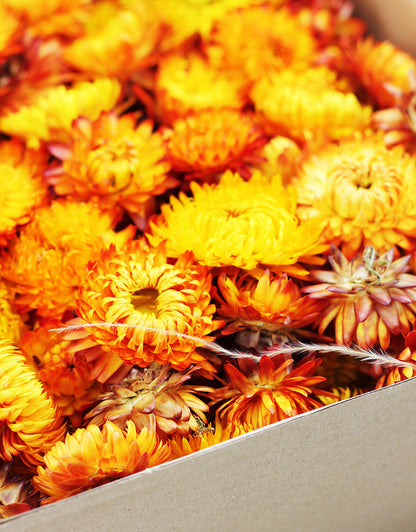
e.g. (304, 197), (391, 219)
(131, 288), (159, 316)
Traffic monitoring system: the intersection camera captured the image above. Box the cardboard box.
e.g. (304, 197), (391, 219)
(3, 2), (416, 530)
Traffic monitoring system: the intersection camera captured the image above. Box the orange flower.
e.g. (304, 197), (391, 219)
(0, 280), (26, 345)
(375, 346), (416, 388)
(213, 270), (322, 339)
(20, 323), (103, 423)
(349, 37), (416, 108)
(46, 113), (176, 215)
(85, 363), (213, 437)
(76, 241), (219, 370)
(250, 136), (302, 185)
(155, 53), (247, 124)
(209, 5), (318, 83)
(33, 421), (170, 504)
(214, 355), (331, 430)
(0, 341), (65, 467)
(1, 199), (135, 318)
(0, 139), (49, 246)
(163, 109), (266, 179)
(294, 133), (416, 258)
(304, 246), (416, 349)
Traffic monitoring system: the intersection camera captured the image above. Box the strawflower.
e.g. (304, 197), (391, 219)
(46, 113), (176, 215)
(294, 133), (416, 258)
(33, 421), (170, 504)
(147, 170), (326, 272)
(76, 241), (219, 370)
(85, 363), (213, 437)
(0, 341), (65, 467)
(304, 246), (416, 349)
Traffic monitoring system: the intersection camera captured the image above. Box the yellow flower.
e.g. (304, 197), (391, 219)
(64, 1), (160, 78)
(0, 78), (121, 148)
(349, 37), (416, 108)
(0, 341), (65, 467)
(20, 323), (103, 423)
(0, 139), (48, 245)
(294, 134), (416, 257)
(46, 113), (176, 215)
(85, 364), (213, 437)
(209, 5), (318, 83)
(163, 109), (266, 179)
(251, 67), (371, 145)
(33, 421), (170, 503)
(76, 241), (219, 370)
(1, 199), (135, 318)
(317, 386), (363, 406)
(304, 246), (416, 349)
(213, 355), (331, 431)
(147, 170), (325, 271)
(251, 136), (302, 185)
(155, 53), (246, 124)
(0, 281), (26, 345)
(213, 270), (323, 338)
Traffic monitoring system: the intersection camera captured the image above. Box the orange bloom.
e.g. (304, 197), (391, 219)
(304, 246), (416, 349)
(294, 133), (416, 258)
(250, 136), (302, 185)
(349, 37), (416, 108)
(163, 109), (266, 179)
(33, 421), (170, 504)
(213, 270), (322, 338)
(20, 323), (103, 423)
(76, 241), (219, 370)
(85, 364), (213, 437)
(209, 5), (318, 83)
(46, 113), (176, 215)
(1, 199), (135, 318)
(0, 139), (49, 246)
(0, 280), (26, 345)
(155, 53), (247, 124)
(0, 341), (65, 467)
(214, 355), (331, 430)
(376, 346), (416, 388)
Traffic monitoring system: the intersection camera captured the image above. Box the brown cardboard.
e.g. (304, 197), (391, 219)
(2, 378), (416, 532)
(3, 2), (416, 530)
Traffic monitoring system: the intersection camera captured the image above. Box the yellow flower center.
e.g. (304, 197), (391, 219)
(131, 288), (160, 317)
(86, 137), (138, 193)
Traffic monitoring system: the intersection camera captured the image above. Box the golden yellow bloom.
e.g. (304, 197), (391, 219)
(0, 281), (26, 345)
(0, 461), (39, 519)
(0, 78), (121, 148)
(214, 355), (331, 431)
(0, 139), (49, 245)
(20, 323), (103, 423)
(0, 341), (65, 467)
(46, 113), (175, 215)
(76, 241), (219, 370)
(349, 37), (416, 108)
(251, 67), (371, 145)
(213, 270), (323, 338)
(317, 386), (363, 406)
(147, 171), (325, 271)
(64, 1), (160, 78)
(209, 5), (317, 83)
(304, 246), (416, 349)
(1, 199), (135, 318)
(163, 109), (266, 179)
(155, 53), (246, 124)
(85, 364), (213, 437)
(294, 134), (416, 257)
(251, 136), (302, 185)
(33, 421), (170, 504)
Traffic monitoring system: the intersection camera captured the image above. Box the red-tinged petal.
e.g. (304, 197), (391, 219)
(358, 311), (379, 349)
(317, 302), (340, 334)
(388, 287), (413, 303)
(405, 330), (416, 349)
(375, 303), (401, 335)
(367, 286), (392, 305)
(354, 294), (373, 323)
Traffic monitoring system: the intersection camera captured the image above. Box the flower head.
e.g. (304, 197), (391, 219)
(304, 246), (416, 349)
(33, 421), (170, 503)
(213, 354), (330, 430)
(147, 170), (325, 272)
(85, 363), (213, 437)
(0, 78), (121, 148)
(163, 109), (266, 179)
(294, 134), (416, 258)
(1, 199), (134, 318)
(46, 113), (176, 214)
(76, 241), (219, 370)
(251, 67), (371, 145)
(0, 341), (65, 467)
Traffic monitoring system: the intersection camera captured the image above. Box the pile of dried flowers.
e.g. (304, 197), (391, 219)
(1, 0), (416, 517)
